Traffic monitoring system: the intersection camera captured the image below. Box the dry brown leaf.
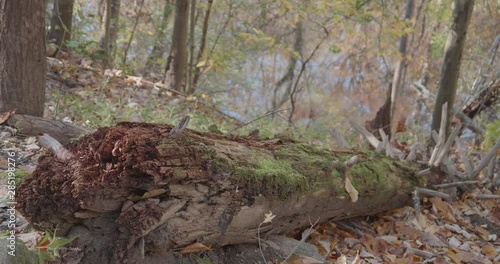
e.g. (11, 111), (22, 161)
(482, 243), (498, 258)
(289, 254), (324, 264)
(474, 226), (490, 240)
(180, 242), (211, 254)
(0, 110), (14, 124)
(344, 177), (358, 202)
(446, 249), (462, 264)
(315, 241), (329, 256)
(430, 197), (457, 223)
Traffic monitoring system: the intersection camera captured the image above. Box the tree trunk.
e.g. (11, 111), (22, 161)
(47, 0), (74, 52)
(99, 0), (112, 66)
(164, 0), (189, 92)
(143, 0), (173, 75)
(99, 0), (119, 66)
(0, 0), (46, 116)
(17, 122), (419, 263)
(389, 0), (414, 137)
(273, 22), (303, 110)
(121, 0), (144, 65)
(186, 0), (196, 94)
(431, 0), (474, 143)
(109, 0), (121, 60)
(191, 0), (213, 90)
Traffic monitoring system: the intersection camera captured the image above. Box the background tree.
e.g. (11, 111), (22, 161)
(0, 0), (46, 116)
(98, 0), (120, 66)
(143, 0), (173, 75)
(164, 0), (189, 92)
(48, 0), (75, 53)
(431, 0), (474, 143)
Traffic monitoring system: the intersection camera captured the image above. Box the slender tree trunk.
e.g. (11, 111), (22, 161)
(186, 0), (196, 94)
(109, 0), (120, 60)
(98, 0), (119, 66)
(273, 22), (303, 110)
(99, 0), (112, 66)
(191, 0), (213, 90)
(431, 0), (474, 144)
(0, 0), (46, 116)
(164, 0), (189, 92)
(389, 0), (414, 137)
(122, 0), (144, 65)
(143, 0), (173, 75)
(47, 0), (74, 52)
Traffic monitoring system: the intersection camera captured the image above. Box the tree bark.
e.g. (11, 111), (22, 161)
(17, 122), (419, 263)
(48, 0), (74, 52)
(164, 0), (189, 92)
(0, 0), (46, 116)
(431, 0), (474, 144)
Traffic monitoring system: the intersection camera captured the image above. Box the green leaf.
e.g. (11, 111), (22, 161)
(46, 236), (78, 250)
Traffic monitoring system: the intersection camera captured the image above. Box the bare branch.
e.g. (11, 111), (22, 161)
(416, 187), (450, 199)
(38, 133), (74, 161)
(433, 123), (462, 166)
(349, 120), (380, 149)
(329, 128), (351, 149)
(433, 181), (479, 189)
(471, 137), (500, 179)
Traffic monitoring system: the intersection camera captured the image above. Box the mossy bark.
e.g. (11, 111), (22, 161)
(16, 122), (419, 263)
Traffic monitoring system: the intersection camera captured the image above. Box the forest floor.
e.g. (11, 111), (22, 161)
(1, 54), (499, 263)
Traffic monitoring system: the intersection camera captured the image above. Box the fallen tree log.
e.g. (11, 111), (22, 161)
(4, 114), (92, 145)
(17, 122), (420, 263)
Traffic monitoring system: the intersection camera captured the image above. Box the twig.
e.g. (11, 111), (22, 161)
(433, 181), (479, 189)
(456, 138), (473, 176)
(403, 241), (435, 259)
(487, 155), (497, 183)
(281, 217), (320, 264)
(416, 187), (450, 199)
(344, 156), (359, 168)
(349, 120), (380, 149)
(329, 128), (351, 149)
(429, 103), (447, 166)
(433, 123), (462, 166)
(405, 143), (418, 161)
(473, 194), (500, 199)
(414, 168), (431, 177)
(228, 108), (290, 133)
(169, 115), (191, 136)
(471, 136), (500, 178)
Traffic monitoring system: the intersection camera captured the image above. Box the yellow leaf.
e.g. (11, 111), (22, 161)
(129, 188), (167, 201)
(196, 60), (207, 67)
(345, 177), (358, 202)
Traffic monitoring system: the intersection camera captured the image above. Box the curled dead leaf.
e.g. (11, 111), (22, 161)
(345, 177), (359, 202)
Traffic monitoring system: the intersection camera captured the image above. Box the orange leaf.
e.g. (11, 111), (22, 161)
(180, 242), (211, 254)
